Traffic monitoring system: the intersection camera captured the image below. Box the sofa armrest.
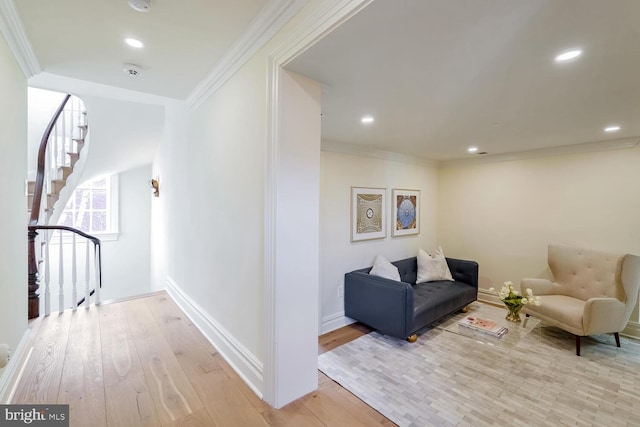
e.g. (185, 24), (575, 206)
(446, 258), (478, 289)
(521, 278), (560, 295)
(344, 271), (414, 339)
(583, 297), (626, 334)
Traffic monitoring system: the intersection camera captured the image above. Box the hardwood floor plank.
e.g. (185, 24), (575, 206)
(56, 308), (106, 427)
(318, 323), (372, 355)
(100, 303), (160, 427)
(188, 370), (269, 427)
(164, 407), (219, 427)
(12, 311), (73, 404)
(124, 299), (203, 425)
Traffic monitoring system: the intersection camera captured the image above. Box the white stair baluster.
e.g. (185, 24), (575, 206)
(58, 229), (65, 313)
(71, 233), (77, 310)
(85, 240), (90, 308)
(44, 229), (51, 316)
(94, 245), (101, 305)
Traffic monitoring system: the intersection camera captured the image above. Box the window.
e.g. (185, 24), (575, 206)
(57, 174), (118, 239)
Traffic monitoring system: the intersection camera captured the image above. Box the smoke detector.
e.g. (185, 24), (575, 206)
(128, 0), (150, 12)
(123, 63), (143, 77)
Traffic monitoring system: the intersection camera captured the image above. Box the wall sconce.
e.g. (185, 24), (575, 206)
(149, 178), (159, 197)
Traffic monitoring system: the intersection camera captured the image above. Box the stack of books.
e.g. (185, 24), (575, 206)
(458, 316), (508, 338)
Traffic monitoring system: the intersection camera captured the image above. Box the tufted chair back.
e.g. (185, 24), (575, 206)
(548, 244), (626, 301)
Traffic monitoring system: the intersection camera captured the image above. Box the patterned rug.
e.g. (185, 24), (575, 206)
(319, 305), (640, 427)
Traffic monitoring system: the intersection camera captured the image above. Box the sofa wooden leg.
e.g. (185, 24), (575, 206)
(576, 335), (581, 356)
(407, 334), (417, 343)
(614, 332), (621, 347)
(461, 305), (470, 313)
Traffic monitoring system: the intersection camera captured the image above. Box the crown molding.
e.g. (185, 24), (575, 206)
(186, 0), (309, 109)
(0, 0), (40, 77)
(321, 139), (438, 167)
(439, 137), (640, 169)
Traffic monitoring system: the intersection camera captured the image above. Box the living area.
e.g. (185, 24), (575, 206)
(306, 1), (640, 425)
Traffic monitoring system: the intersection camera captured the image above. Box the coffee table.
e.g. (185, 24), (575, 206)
(436, 302), (540, 349)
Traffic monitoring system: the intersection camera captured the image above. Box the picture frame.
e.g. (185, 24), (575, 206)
(392, 189), (420, 237)
(351, 187), (387, 242)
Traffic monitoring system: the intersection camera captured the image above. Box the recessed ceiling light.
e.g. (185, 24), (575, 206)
(361, 116), (374, 124)
(467, 146), (478, 153)
(604, 125), (621, 133)
(125, 38), (144, 48)
(555, 49), (582, 62)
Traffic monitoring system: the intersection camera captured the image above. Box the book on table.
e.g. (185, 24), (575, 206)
(458, 316), (508, 338)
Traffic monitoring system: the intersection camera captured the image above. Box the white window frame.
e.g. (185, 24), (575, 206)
(54, 174), (119, 242)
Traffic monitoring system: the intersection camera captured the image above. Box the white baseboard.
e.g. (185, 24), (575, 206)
(320, 311), (355, 335)
(0, 330), (32, 403)
(622, 321), (640, 340)
(164, 277), (263, 399)
(477, 288), (502, 306)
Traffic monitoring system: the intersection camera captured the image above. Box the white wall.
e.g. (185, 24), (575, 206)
(438, 144), (640, 322)
(100, 164), (152, 301)
(271, 70), (321, 405)
(80, 96), (164, 180)
(0, 32), (27, 389)
(153, 51), (268, 392)
(320, 150), (440, 333)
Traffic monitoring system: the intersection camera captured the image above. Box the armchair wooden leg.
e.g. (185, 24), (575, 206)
(407, 334), (417, 343)
(575, 335), (581, 356)
(614, 332), (621, 348)
(461, 305), (470, 313)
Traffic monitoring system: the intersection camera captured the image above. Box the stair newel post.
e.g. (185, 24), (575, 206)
(58, 229), (65, 313)
(84, 240), (90, 308)
(27, 228), (40, 319)
(44, 229), (51, 316)
(71, 233), (77, 311)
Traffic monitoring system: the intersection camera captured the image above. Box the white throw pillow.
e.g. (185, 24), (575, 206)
(369, 254), (401, 281)
(417, 247), (454, 283)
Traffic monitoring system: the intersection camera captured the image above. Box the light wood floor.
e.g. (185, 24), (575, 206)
(9, 292), (393, 427)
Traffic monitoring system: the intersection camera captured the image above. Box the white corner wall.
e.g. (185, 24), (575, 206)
(100, 164), (152, 301)
(438, 144), (640, 319)
(0, 32), (27, 394)
(152, 51), (268, 395)
(320, 150), (439, 334)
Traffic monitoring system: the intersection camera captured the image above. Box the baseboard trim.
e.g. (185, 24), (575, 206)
(477, 288), (502, 306)
(0, 330), (32, 403)
(165, 277), (263, 399)
(99, 290), (166, 306)
(320, 311), (355, 335)
(622, 321), (640, 340)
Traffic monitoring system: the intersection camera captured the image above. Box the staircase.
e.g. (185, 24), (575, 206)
(27, 96), (87, 224)
(27, 94), (102, 319)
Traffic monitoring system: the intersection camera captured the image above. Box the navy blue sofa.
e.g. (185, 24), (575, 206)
(344, 256), (478, 341)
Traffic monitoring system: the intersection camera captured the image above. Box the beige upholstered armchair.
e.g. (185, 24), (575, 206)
(522, 244), (640, 356)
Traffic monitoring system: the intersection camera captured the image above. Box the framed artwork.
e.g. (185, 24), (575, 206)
(351, 187), (386, 242)
(392, 189), (420, 237)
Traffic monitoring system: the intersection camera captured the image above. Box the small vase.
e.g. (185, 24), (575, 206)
(505, 305), (522, 322)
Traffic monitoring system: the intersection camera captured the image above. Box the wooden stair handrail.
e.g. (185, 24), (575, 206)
(29, 94), (71, 226)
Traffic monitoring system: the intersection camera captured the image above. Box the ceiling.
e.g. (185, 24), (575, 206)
(287, 0), (640, 161)
(13, 0), (268, 99)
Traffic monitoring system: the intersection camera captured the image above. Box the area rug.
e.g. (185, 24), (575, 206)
(318, 306), (640, 427)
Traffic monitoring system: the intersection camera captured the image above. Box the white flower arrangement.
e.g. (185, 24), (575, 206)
(489, 281), (541, 322)
(489, 281), (541, 307)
